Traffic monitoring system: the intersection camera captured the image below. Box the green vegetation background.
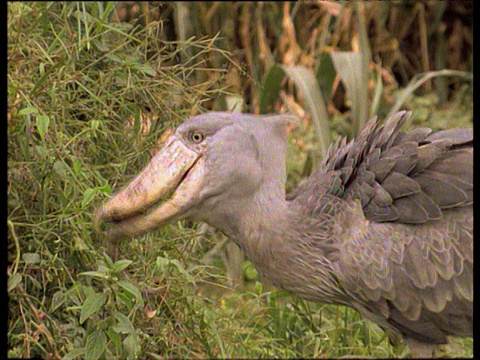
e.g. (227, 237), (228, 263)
(8, 2), (472, 359)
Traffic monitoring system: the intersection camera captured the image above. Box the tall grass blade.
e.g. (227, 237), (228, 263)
(370, 69), (383, 118)
(330, 52), (368, 137)
(258, 64), (331, 156)
(315, 53), (336, 106)
(355, 3), (372, 67)
(259, 65), (286, 114)
(386, 69), (473, 119)
(280, 65), (331, 156)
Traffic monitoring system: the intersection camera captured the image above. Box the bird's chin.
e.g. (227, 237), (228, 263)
(94, 136), (205, 245)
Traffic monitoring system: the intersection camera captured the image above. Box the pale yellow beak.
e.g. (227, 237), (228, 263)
(94, 135), (204, 245)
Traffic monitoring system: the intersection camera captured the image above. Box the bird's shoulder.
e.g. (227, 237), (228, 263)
(291, 111), (472, 225)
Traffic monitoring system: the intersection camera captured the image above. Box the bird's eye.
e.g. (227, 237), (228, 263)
(189, 130), (205, 143)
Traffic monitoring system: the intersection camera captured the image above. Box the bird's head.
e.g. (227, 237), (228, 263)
(94, 112), (297, 245)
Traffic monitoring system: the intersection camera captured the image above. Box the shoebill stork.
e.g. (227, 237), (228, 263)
(95, 111), (472, 357)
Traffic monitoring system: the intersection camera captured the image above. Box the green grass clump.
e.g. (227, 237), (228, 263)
(8, 2), (232, 358)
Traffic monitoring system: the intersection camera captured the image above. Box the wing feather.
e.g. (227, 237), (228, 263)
(331, 199), (472, 340)
(290, 111), (472, 342)
(315, 111), (472, 225)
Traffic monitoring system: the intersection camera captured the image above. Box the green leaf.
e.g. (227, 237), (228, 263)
(82, 188), (97, 208)
(259, 65), (286, 114)
(36, 114), (50, 140)
(254, 281), (263, 295)
(315, 53), (336, 105)
(102, 252), (114, 267)
(97, 183), (112, 195)
(85, 329), (107, 360)
(80, 292), (107, 324)
(259, 63), (332, 155)
(72, 159), (84, 178)
(370, 69), (383, 118)
(169, 259), (194, 283)
(135, 63), (157, 77)
(82, 284), (96, 299)
(106, 53), (122, 63)
(156, 256), (170, 270)
(330, 51), (368, 136)
(112, 259), (133, 273)
(51, 290), (65, 312)
(116, 291), (133, 310)
(112, 311), (135, 334)
(106, 328), (122, 351)
(117, 280), (144, 306)
(74, 236), (89, 251)
(242, 261), (259, 281)
(355, 3), (372, 66)
(18, 106), (38, 116)
(53, 160), (69, 178)
(90, 119), (101, 131)
(22, 252), (41, 264)
(62, 347), (86, 360)
(280, 65), (331, 156)
(35, 145), (49, 157)
(8, 273), (22, 292)
(124, 333), (141, 360)
(79, 271), (110, 280)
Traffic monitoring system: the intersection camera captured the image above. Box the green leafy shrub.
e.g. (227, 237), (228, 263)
(8, 2), (232, 358)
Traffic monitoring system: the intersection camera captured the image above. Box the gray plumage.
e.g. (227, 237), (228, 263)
(286, 111), (472, 347)
(95, 111), (472, 357)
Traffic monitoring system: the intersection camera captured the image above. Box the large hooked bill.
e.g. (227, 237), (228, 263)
(94, 135), (204, 244)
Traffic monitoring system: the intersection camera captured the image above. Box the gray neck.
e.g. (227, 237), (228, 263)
(205, 185), (345, 302)
(236, 188), (291, 262)
(205, 185), (297, 285)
